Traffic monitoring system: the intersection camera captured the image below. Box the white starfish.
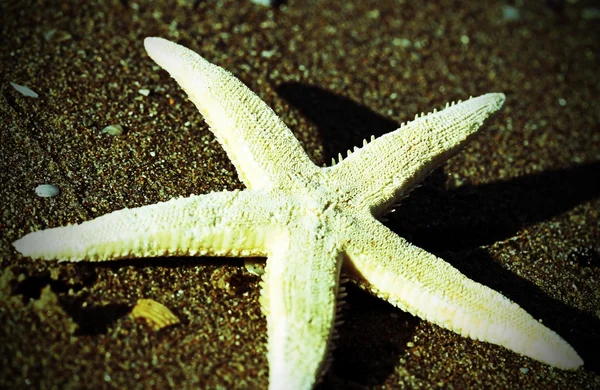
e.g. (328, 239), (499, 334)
(13, 37), (583, 389)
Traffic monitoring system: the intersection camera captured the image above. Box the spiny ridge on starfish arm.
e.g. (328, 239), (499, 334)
(13, 37), (582, 389)
(325, 93), (507, 216)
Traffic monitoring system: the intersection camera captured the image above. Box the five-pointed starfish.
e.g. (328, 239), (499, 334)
(13, 37), (583, 389)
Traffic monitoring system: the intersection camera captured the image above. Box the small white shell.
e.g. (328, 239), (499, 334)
(250, 0), (275, 5)
(35, 184), (59, 198)
(101, 124), (124, 136)
(10, 82), (39, 98)
(131, 299), (180, 330)
(244, 258), (265, 276)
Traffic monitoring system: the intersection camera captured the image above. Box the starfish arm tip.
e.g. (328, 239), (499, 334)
(534, 338), (583, 370)
(12, 226), (95, 262)
(12, 237), (27, 256)
(144, 36), (167, 53)
(143, 36), (206, 79)
(12, 230), (67, 262)
(144, 37), (184, 69)
(488, 91), (506, 108)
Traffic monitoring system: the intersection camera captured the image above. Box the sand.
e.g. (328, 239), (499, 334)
(1, 1), (598, 388)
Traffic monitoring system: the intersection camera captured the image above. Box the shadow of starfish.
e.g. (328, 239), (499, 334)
(391, 163), (600, 251)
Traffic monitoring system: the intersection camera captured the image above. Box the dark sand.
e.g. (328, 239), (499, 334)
(1, 1), (598, 388)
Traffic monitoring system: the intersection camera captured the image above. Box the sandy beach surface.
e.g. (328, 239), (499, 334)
(1, 1), (598, 388)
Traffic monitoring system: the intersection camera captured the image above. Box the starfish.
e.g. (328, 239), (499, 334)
(13, 37), (583, 389)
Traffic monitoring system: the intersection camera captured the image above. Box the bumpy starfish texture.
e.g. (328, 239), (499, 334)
(13, 38), (582, 388)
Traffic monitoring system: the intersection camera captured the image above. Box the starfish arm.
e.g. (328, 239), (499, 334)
(13, 190), (280, 262)
(343, 215), (583, 370)
(144, 37), (317, 190)
(328, 93), (505, 216)
(260, 220), (343, 389)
